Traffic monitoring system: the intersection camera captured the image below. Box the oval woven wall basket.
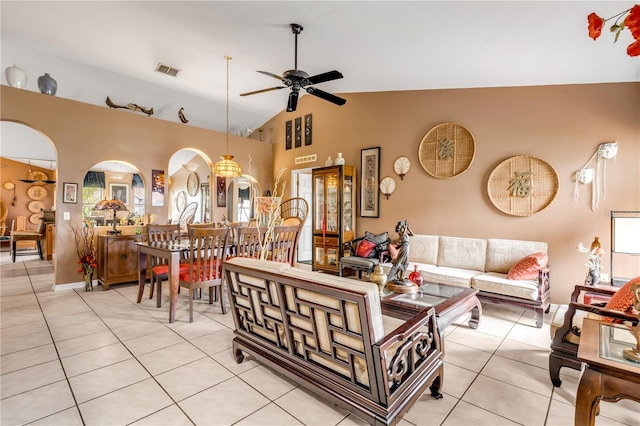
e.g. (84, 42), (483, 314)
(418, 122), (476, 179)
(487, 155), (559, 217)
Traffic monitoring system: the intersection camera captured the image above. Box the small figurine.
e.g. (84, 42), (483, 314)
(386, 219), (417, 294)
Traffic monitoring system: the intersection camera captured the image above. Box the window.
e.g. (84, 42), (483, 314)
(82, 186), (103, 222)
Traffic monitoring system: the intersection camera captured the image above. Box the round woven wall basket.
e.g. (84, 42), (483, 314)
(487, 155), (559, 217)
(418, 122), (476, 179)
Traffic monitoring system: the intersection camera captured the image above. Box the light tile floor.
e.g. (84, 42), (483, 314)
(1, 253), (638, 425)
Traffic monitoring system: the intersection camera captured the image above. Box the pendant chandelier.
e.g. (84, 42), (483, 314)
(213, 56), (242, 178)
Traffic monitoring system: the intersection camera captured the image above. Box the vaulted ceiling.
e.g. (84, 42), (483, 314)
(2, 1), (638, 151)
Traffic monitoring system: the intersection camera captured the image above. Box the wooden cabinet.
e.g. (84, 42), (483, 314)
(311, 165), (356, 274)
(46, 224), (54, 260)
(97, 234), (144, 290)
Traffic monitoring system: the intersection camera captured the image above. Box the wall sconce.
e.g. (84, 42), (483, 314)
(379, 176), (396, 200)
(182, 163), (199, 172)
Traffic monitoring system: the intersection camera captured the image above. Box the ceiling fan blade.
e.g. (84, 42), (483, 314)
(305, 87), (346, 106)
(240, 86), (285, 97)
(257, 70), (284, 81)
(287, 91), (299, 112)
(307, 70), (343, 85)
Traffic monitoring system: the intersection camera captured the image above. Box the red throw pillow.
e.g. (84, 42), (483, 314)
(602, 276), (640, 323)
(507, 252), (548, 280)
(356, 239), (377, 258)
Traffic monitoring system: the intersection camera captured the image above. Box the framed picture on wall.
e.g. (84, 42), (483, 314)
(304, 114), (312, 146)
(360, 147), (380, 218)
(285, 120), (292, 150)
(152, 169), (165, 206)
(109, 183), (129, 204)
(295, 117), (302, 148)
(216, 176), (227, 207)
(62, 182), (78, 204)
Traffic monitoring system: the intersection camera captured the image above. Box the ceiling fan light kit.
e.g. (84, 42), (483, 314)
(240, 23), (346, 112)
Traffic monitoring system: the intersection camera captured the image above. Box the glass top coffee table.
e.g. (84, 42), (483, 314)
(380, 281), (481, 336)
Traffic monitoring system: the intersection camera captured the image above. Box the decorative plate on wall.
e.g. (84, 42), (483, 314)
(27, 185), (48, 201)
(28, 200), (46, 213)
(187, 173), (199, 196)
(487, 155), (559, 217)
(29, 171), (48, 185)
(29, 213), (42, 225)
(3, 181), (15, 190)
(418, 122), (476, 179)
(176, 190), (187, 212)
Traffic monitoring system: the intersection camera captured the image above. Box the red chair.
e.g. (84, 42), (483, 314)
(179, 227), (230, 322)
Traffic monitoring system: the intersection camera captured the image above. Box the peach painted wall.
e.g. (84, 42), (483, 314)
(262, 82), (640, 303)
(1, 85), (272, 287)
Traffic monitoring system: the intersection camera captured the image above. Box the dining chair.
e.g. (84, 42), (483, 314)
(179, 226), (230, 322)
(235, 226), (267, 259)
(270, 224), (302, 266)
(10, 218), (45, 263)
(143, 224), (189, 307)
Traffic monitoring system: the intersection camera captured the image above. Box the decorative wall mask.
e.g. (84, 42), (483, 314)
(574, 141), (618, 211)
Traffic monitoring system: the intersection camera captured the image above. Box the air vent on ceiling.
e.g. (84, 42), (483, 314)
(155, 63), (180, 77)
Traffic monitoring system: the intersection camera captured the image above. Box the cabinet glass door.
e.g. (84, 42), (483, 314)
(343, 175), (353, 233)
(314, 175), (325, 232)
(326, 173), (339, 233)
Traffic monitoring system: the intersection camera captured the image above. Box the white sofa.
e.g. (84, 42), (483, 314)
(382, 235), (550, 327)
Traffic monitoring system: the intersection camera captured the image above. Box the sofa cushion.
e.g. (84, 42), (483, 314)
(365, 231), (389, 246)
(485, 239), (548, 274)
(471, 272), (539, 301)
(408, 235), (439, 265)
(420, 266), (480, 288)
(507, 252), (548, 280)
(603, 277), (640, 322)
(437, 236), (486, 271)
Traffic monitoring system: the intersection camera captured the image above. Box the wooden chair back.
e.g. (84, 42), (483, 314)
(236, 226), (267, 260)
(270, 224), (301, 266)
(180, 226), (230, 321)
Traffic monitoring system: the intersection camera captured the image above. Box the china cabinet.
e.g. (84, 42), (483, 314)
(311, 165), (356, 274)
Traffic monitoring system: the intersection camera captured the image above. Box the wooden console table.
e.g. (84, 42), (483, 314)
(576, 318), (640, 426)
(97, 234), (145, 290)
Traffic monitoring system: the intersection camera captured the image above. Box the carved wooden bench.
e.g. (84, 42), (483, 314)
(223, 257), (443, 426)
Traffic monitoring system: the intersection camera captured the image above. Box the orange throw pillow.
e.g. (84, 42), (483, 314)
(602, 276), (640, 322)
(507, 252), (548, 280)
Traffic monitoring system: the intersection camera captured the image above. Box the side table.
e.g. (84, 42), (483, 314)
(575, 318), (640, 426)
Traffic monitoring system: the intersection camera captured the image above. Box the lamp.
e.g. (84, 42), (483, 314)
(18, 160), (56, 184)
(182, 163), (199, 172)
(213, 56), (242, 178)
(610, 211), (640, 286)
(94, 199), (128, 235)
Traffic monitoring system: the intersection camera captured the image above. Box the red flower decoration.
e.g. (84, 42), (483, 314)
(625, 5), (640, 39)
(588, 13), (604, 40)
(627, 39), (640, 56)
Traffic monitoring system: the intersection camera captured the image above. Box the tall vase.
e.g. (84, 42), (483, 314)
(5, 64), (27, 88)
(37, 73), (57, 96)
(590, 237), (601, 252)
(83, 271), (93, 291)
(586, 268), (600, 286)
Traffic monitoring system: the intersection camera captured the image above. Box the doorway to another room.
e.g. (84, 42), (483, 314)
(291, 168), (312, 264)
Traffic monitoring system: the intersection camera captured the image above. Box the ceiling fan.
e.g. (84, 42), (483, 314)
(240, 23), (346, 112)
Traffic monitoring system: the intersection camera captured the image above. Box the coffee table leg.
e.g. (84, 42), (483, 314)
(468, 298), (482, 329)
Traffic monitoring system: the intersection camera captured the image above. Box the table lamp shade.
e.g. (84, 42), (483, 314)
(94, 199), (128, 234)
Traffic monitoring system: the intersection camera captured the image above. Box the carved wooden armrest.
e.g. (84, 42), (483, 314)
(570, 284), (619, 302)
(373, 308), (441, 401)
(553, 301), (638, 346)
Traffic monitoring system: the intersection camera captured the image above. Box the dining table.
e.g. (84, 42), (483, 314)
(136, 240), (190, 323)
